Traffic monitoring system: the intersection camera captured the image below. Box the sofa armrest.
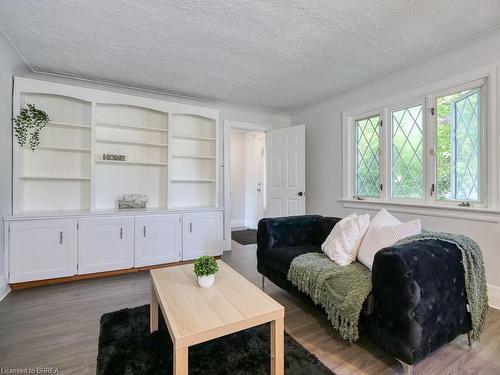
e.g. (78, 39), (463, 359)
(365, 239), (471, 365)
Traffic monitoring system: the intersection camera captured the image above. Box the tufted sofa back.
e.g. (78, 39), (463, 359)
(257, 215), (340, 250)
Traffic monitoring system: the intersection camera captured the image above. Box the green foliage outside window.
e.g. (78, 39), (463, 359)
(436, 89), (480, 201)
(356, 115), (380, 197)
(436, 94), (456, 200)
(392, 105), (423, 198)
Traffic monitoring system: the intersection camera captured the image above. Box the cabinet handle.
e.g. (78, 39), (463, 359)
(120, 227), (123, 239)
(59, 231), (63, 244)
(189, 223), (193, 233)
(143, 225), (146, 237)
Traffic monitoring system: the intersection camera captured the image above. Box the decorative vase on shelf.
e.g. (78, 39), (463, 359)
(193, 255), (219, 288)
(197, 274), (215, 288)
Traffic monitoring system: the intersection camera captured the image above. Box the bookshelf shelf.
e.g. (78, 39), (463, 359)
(95, 139), (168, 148)
(95, 122), (168, 133)
(19, 175), (91, 181)
(171, 154), (215, 159)
(171, 178), (216, 182)
(171, 135), (216, 141)
(96, 160), (167, 167)
(48, 121), (91, 129)
(37, 145), (91, 153)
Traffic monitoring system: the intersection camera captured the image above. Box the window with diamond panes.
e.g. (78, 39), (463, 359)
(355, 114), (381, 197)
(391, 104), (424, 198)
(436, 88), (481, 202)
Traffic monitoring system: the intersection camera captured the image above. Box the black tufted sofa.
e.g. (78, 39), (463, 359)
(257, 215), (472, 367)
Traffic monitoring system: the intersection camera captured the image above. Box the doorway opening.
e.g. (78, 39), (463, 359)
(229, 129), (266, 245)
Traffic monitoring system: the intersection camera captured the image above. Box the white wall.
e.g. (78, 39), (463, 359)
(291, 28), (500, 308)
(0, 33), (30, 299)
(230, 131), (246, 227)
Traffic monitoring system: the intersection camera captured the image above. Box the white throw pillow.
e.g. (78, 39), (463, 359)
(357, 209), (421, 269)
(321, 213), (370, 266)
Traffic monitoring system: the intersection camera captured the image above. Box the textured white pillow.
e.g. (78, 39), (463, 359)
(357, 209), (421, 269)
(321, 213), (370, 266)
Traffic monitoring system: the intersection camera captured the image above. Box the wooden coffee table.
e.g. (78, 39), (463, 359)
(150, 261), (285, 375)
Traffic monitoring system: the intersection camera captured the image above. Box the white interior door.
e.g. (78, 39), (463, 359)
(266, 124), (306, 217)
(255, 134), (266, 220)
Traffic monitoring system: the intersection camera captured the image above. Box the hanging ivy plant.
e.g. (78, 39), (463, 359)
(13, 104), (50, 151)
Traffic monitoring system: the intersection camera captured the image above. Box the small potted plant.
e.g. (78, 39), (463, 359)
(194, 255), (219, 288)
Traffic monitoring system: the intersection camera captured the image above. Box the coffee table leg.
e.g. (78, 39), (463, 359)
(150, 285), (159, 333)
(174, 346), (188, 375)
(271, 317), (284, 375)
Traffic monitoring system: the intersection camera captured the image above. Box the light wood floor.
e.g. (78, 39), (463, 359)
(0, 242), (499, 374)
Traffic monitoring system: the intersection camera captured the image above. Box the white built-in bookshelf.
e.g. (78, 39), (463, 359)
(94, 104), (169, 210)
(12, 78), (219, 214)
(169, 114), (217, 208)
(16, 93), (92, 212)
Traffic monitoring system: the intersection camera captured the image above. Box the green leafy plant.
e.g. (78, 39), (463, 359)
(13, 104), (49, 150)
(193, 256), (219, 277)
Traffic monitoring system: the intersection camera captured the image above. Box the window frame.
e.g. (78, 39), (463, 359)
(388, 98), (427, 203)
(342, 67), (496, 214)
(428, 78), (488, 208)
(353, 112), (383, 199)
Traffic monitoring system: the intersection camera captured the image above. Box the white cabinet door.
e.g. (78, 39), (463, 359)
(78, 216), (134, 274)
(182, 212), (223, 260)
(135, 214), (182, 267)
(8, 219), (77, 283)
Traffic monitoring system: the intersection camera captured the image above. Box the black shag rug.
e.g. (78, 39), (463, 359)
(97, 304), (334, 375)
(231, 229), (258, 245)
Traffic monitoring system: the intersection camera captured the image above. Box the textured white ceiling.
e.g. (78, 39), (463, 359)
(1, 1), (500, 112)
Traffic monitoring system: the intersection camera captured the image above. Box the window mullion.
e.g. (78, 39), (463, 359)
(381, 108), (390, 202)
(425, 95), (435, 205)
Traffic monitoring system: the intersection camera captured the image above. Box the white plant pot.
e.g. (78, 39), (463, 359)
(197, 274), (215, 288)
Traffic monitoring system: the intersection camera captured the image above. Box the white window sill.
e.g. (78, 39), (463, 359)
(339, 199), (500, 223)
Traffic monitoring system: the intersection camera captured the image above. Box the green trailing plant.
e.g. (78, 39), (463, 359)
(13, 104), (49, 150)
(193, 255), (219, 277)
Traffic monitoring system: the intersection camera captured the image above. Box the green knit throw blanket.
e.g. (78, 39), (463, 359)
(287, 232), (488, 343)
(396, 231), (489, 341)
(287, 253), (371, 342)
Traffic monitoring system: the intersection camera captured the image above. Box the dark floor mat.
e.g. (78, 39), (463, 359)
(231, 229), (257, 245)
(97, 304), (334, 375)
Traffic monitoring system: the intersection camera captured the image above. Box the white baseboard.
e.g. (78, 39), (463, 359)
(488, 284), (500, 310)
(0, 275), (10, 302)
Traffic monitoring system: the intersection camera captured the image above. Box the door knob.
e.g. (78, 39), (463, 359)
(298, 191), (304, 196)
